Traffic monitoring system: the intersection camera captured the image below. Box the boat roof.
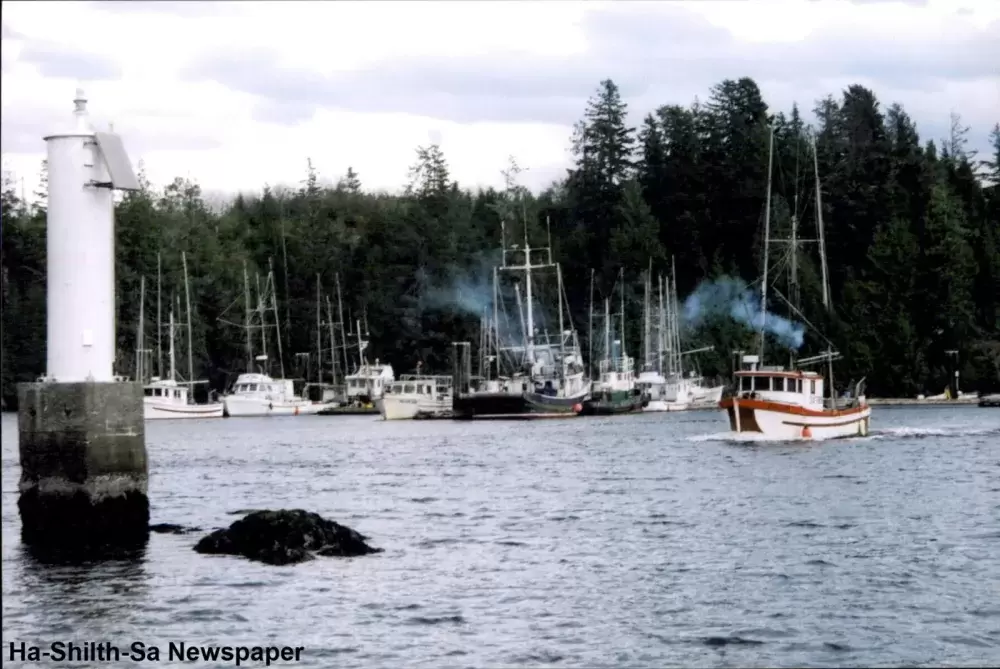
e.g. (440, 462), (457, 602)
(234, 373), (275, 382)
(735, 369), (822, 379)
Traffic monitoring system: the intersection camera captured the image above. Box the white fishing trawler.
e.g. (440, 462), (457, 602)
(224, 365), (320, 417)
(136, 252), (223, 420)
(636, 261), (719, 412)
(718, 129), (871, 440)
(340, 318), (394, 406)
(220, 262), (323, 417)
(144, 307), (223, 420)
(378, 371), (453, 420)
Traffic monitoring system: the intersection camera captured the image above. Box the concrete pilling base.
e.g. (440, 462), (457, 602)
(17, 381), (149, 552)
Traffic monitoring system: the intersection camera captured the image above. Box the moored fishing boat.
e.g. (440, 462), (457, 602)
(378, 374), (453, 420)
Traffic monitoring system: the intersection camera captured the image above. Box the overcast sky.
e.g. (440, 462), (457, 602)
(1, 0), (997, 201)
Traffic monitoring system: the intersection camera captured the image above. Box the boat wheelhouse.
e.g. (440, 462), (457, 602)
(378, 374), (453, 420)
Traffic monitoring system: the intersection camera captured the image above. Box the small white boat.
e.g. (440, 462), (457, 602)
(144, 378), (224, 420)
(345, 359), (395, 407)
(223, 372), (321, 417)
(378, 374), (453, 420)
(139, 297), (223, 421)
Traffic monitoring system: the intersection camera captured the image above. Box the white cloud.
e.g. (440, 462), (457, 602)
(1, 0), (997, 204)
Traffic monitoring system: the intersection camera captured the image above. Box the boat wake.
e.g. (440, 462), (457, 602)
(688, 425), (1000, 444)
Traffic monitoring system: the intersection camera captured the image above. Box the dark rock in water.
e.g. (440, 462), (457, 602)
(150, 523), (200, 534)
(194, 509), (382, 565)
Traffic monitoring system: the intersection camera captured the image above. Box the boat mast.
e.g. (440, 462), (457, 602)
(355, 319), (363, 370)
(279, 201), (292, 351)
(619, 267), (626, 369)
(136, 275), (146, 383)
(182, 251), (194, 397)
(812, 134), (836, 407)
(335, 273), (349, 376)
(671, 256), (681, 377)
(523, 221), (535, 367)
(643, 262), (651, 370)
(316, 274), (322, 386)
(789, 137), (801, 370)
(257, 272), (267, 374)
(242, 262), (254, 371)
(156, 252), (162, 378)
(325, 295), (338, 386)
(493, 265), (500, 379)
(664, 274), (674, 375)
(657, 274), (664, 376)
(268, 259), (285, 380)
(604, 297), (611, 370)
(168, 303), (176, 382)
(588, 268), (595, 381)
(759, 126), (775, 363)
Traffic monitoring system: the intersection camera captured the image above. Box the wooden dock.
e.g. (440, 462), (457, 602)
(414, 411), (578, 421)
(316, 405), (380, 416)
(867, 397), (981, 406)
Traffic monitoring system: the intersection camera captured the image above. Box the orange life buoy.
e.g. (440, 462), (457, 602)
(801, 425), (812, 439)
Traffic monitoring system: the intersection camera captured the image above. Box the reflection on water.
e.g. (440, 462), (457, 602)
(11, 545), (150, 639)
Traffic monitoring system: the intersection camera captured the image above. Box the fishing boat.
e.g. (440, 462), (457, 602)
(636, 262), (715, 412)
(378, 372), (453, 420)
(718, 129), (871, 440)
(144, 308), (223, 420)
(579, 275), (647, 416)
(221, 261), (322, 417)
(137, 252), (224, 420)
(452, 215), (590, 418)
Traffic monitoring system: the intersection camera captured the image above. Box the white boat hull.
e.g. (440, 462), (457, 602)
(643, 399), (690, 412)
(144, 401), (224, 420)
(223, 395), (321, 417)
(721, 397), (872, 440)
(691, 385), (724, 405)
(379, 395), (451, 420)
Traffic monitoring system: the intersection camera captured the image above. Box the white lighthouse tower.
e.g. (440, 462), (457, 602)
(43, 88), (139, 382)
(18, 89), (149, 551)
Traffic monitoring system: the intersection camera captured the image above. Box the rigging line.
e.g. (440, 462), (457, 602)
(771, 286), (837, 351)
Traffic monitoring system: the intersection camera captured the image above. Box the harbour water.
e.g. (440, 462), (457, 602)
(2, 407), (999, 667)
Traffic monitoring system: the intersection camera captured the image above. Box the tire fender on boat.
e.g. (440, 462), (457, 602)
(801, 425), (812, 439)
(268, 402), (273, 411)
(294, 406), (300, 416)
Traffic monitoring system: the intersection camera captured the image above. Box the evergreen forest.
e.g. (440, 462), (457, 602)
(3, 77), (999, 408)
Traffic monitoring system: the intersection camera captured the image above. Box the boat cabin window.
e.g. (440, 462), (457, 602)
(174, 389), (182, 399)
(144, 388), (153, 397)
(810, 380), (817, 394)
(403, 384), (414, 394)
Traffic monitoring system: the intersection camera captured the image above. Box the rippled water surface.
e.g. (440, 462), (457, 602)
(3, 407), (1000, 667)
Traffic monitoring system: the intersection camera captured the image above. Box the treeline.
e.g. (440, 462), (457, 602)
(2, 76), (999, 406)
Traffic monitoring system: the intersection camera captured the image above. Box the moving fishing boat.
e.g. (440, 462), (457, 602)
(718, 128), (871, 440)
